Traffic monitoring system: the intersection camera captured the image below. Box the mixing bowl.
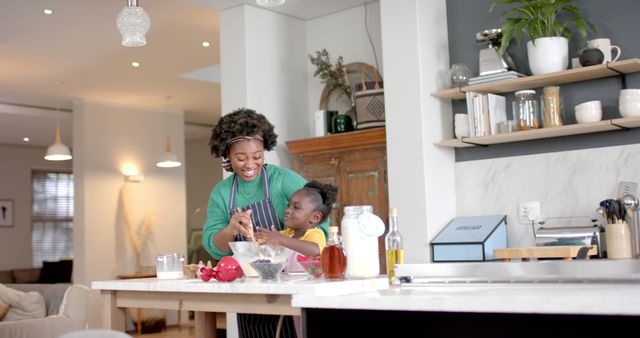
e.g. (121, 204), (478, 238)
(228, 241), (290, 278)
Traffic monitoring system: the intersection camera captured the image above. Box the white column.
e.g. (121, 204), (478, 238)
(220, 5), (308, 168)
(380, 0), (455, 263)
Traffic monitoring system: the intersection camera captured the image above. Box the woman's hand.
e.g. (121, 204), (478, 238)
(228, 209), (254, 238)
(256, 226), (285, 245)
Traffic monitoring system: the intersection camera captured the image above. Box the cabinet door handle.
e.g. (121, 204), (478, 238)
(330, 157), (339, 166)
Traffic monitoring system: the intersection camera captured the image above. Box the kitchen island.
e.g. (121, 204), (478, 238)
(295, 261), (640, 338)
(92, 275), (388, 338)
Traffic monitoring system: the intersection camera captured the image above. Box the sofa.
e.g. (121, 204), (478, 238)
(0, 283), (90, 338)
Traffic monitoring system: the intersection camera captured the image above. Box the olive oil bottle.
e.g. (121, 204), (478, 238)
(385, 208), (404, 285)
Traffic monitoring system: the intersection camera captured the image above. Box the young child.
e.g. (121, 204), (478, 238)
(256, 180), (338, 258)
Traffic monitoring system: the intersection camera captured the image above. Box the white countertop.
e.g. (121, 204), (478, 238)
(292, 282), (640, 316)
(92, 274), (389, 297)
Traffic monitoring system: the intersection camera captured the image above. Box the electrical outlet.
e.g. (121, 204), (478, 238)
(518, 201), (541, 224)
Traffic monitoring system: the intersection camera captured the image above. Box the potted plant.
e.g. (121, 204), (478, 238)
(309, 49), (354, 112)
(491, 0), (596, 75)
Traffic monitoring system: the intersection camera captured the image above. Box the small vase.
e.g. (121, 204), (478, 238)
(448, 63), (472, 87)
(579, 49), (604, 67)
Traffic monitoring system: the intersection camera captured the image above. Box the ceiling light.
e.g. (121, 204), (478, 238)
(256, 0), (286, 7)
(23, 137), (30, 142)
(45, 81), (72, 161)
(116, 0), (150, 47)
(43, 9), (53, 15)
(156, 96), (182, 168)
(131, 61), (140, 67)
(202, 41), (211, 47)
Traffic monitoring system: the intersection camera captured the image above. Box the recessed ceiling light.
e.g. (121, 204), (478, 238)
(23, 137), (30, 142)
(202, 41), (211, 47)
(43, 9), (53, 15)
(131, 62), (141, 68)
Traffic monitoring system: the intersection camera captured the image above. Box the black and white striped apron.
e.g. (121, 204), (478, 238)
(229, 165), (298, 338)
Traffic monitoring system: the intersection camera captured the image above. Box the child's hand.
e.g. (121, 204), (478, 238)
(256, 226), (284, 245)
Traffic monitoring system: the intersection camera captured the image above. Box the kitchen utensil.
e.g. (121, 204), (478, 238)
(236, 207), (264, 259)
(156, 253), (185, 279)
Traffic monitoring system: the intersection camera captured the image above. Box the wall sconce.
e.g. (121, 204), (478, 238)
(122, 163), (144, 182)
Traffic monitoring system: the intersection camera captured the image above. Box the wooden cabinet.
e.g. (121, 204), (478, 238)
(432, 58), (640, 147)
(286, 128), (389, 272)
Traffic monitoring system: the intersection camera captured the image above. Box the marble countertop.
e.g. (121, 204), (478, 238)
(292, 282), (640, 316)
(92, 274), (389, 297)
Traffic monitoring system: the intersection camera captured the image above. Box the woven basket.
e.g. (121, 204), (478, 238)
(353, 65), (385, 129)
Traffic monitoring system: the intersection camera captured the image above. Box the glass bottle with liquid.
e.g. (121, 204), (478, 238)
(321, 226), (346, 280)
(385, 208), (404, 285)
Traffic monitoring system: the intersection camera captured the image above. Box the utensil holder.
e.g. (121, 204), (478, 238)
(605, 222), (632, 259)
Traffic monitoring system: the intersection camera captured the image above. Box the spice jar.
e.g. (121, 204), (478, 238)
(513, 90), (540, 130)
(542, 86), (563, 127)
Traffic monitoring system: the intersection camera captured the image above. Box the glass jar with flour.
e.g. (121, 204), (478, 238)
(341, 205), (386, 279)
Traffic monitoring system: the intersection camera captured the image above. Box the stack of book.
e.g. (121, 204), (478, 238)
(465, 92), (507, 137)
(468, 71), (526, 85)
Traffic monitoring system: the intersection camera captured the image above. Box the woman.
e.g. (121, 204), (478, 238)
(202, 108), (329, 338)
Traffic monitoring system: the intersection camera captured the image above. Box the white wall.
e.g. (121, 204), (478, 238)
(72, 100), (187, 327)
(0, 144), (72, 270)
(306, 2), (383, 131)
(220, 5), (308, 167)
(186, 136), (220, 232)
(380, 0), (455, 263)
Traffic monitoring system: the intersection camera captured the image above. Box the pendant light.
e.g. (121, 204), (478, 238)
(156, 96), (182, 168)
(116, 0), (150, 47)
(45, 81), (72, 161)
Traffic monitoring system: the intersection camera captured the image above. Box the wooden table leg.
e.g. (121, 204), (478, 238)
(100, 290), (126, 331)
(195, 311), (217, 338)
(136, 308), (142, 335)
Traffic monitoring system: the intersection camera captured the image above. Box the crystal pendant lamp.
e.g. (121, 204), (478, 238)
(45, 83), (72, 161)
(116, 0), (150, 47)
(256, 0), (286, 7)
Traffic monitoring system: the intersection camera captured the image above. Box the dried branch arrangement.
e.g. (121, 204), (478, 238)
(119, 184), (153, 273)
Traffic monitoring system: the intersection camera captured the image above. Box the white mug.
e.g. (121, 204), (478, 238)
(588, 38), (621, 63)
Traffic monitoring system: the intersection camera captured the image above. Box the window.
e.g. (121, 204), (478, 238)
(31, 170), (74, 267)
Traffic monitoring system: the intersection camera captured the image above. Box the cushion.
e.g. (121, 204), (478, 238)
(11, 268), (41, 283)
(0, 270), (12, 284)
(8, 283), (70, 316)
(0, 302), (9, 320)
(0, 284), (46, 321)
(38, 260), (73, 284)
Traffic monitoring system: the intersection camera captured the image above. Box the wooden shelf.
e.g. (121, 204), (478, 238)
(437, 116), (640, 148)
(286, 127), (386, 155)
(433, 58), (640, 100)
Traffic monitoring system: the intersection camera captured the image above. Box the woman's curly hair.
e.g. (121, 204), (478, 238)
(209, 108), (278, 158)
(302, 180), (339, 223)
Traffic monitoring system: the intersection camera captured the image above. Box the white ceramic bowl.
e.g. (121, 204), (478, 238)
(620, 89), (640, 97)
(620, 102), (640, 117)
(575, 100), (602, 111)
(575, 107), (603, 123)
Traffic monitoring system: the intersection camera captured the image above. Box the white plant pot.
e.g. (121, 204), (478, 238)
(527, 37), (569, 75)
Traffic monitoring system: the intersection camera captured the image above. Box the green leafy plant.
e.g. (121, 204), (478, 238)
(309, 49), (352, 100)
(490, 0), (596, 55)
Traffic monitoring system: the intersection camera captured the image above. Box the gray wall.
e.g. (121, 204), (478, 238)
(446, 0), (640, 161)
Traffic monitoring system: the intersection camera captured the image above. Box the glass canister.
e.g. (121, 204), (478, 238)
(541, 85), (563, 127)
(513, 89), (540, 130)
(341, 205), (385, 279)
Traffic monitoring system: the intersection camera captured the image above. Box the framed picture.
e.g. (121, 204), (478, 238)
(0, 199), (14, 227)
